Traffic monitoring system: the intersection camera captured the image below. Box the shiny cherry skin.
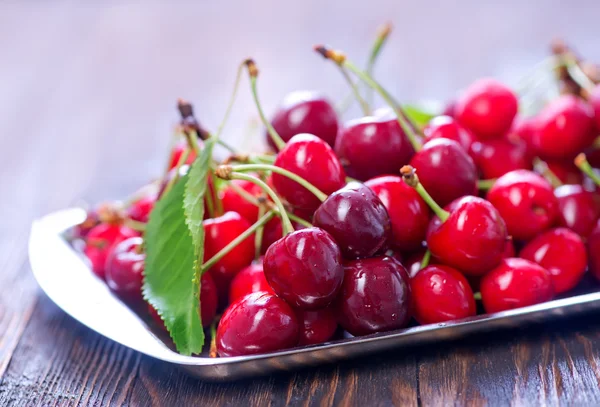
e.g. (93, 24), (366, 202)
(259, 216), (306, 254)
(158, 164), (190, 197)
(127, 193), (157, 223)
(530, 95), (596, 160)
(365, 175), (430, 252)
(228, 262), (274, 304)
(442, 99), (457, 118)
(480, 258), (554, 313)
(296, 307), (338, 346)
(409, 138), (478, 207)
(313, 182), (391, 259)
(269, 91), (338, 148)
(554, 184), (600, 237)
(168, 139), (198, 170)
(337, 256), (411, 336)
(411, 265), (476, 325)
(272, 133), (346, 212)
(544, 160), (584, 185)
(84, 223), (139, 279)
(487, 170), (559, 241)
(220, 179), (262, 224)
(520, 228), (587, 294)
(335, 115), (415, 181)
(509, 115), (537, 149)
(427, 196), (507, 276)
(455, 78), (518, 140)
(216, 291), (299, 357)
(105, 237), (145, 302)
(588, 220), (600, 282)
(423, 115), (476, 155)
(263, 227), (344, 310)
(470, 138), (532, 179)
(590, 84), (600, 130)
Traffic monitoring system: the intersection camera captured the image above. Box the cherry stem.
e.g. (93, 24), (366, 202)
(563, 56), (596, 94)
(244, 59), (286, 151)
(230, 163), (328, 202)
(209, 318), (219, 358)
(477, 179), (496, 191)
(254, 205), (267, 260)
(213, 63), (245, 144)
(366, 22), (392, 106)
(161, 148), (190, 198)
(514, 56), (560, 96)
(204, 185), (216, 218)
(473, 292), (482, 301)
(337, 64), (370, 115)
(287, 212), (312, 229)
(420, 250), (431, 270)
(400, 165), (449, 222)
(184, 130), (203, 156)
(123, 218), (147, 232)
(575, 153), (600, 187)
(534, 158), (563, 188)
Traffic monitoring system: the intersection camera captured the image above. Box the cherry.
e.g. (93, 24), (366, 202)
(336, 256), (411, 336)
(470, 138), (532, 179)
(520, 228), (587, 294)
(268, 91), (339, 148)
(168, 139), (197, 170)
(480, 258), (554, 313)
(544, 159), (584, 185)
(272, 134), (346, 212)
(84, 223), (138, 279)
(589, 84), (600, 131)
(411, 265), (476, 325)
(554, 184), (600, 237)
(105, 237), (145, 302)
(74, 208), (100, 239)
(365, 175), (430, 252)
(127, 193), (157, 223)
(409, 138), (478, 207)
(216, 291), (299, 357)
(404, 249), (428, 278)
(508, 115), (537, 149)
(588, 219), (600, 282)
(220, 179), (262, 224)
(487, 170), (559, 241)
(423, 115), (476, 155)
(335, 115), (415, 181)
(228, 262), (274, 304)
(263, 227), (344, 310)
(296, 307), (338, 346)
(442, 99), (457, 118)
(502, 239), (516, 259)
(530, 95), (596, 160)
(455, 78), (518, 140)
(261, 216), (284, 254)
(313, 182), (391, 259)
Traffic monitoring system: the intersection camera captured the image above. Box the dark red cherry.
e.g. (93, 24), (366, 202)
(588, 219), (600, 282)
(127, 193), (157, 223)
(296, 307), (338, 346)
(455, 78), (518, 140)
(423, 115), (476, 155)
(411, 265), (476, 325)
(409, 138), (478, 207)
(216, 291), (299, 357)
(427, 196), (507, 276)
(470, 138), (532, 179)
(228, 262), (274, 304)
(589, 84), (600, 131)
(365, 175), (430, 252)
(530, 95), (596, 160)
(337, 256), (411, 336)
(487, 170), (559, 241)
(520, 228), (587, 294)
(313, 182), (391, 259)
(263, 227), (344, 310)
(84, 223), (139, 279)
(480, 258), (554, 313)
(335, 115), (415, 181)
(259, 216), (306, 254)
(555, 184), (600, 237)
(272, 134), (346, 212)
(544, 159), (584, 185)
(105, 237), (145, 302)
(220, 179), (262, 224)
(168, 139), (197, 170)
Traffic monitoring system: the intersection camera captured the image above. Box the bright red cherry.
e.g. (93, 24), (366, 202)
(84, 223), (139, 279)
(272, 134), (346, 212)
(509, 115), (537, 149)
(544, 159), (584, 185)
(588, 219), (600, 282)
(455, 78), (518, 140)
(220, 179), (262, 224)
(423, 115), (476, 155)
(365, 175), (430, 252)
(555, 184), (600, 237)
(337, 256), (411, 336)
(589, 84), (600, 131)
(487, 170), (559, 241)
(502, 239), (516, 259)
(409, 138), (478, 207)
(470, 138), (532, 179)
(127, 193), (157, 223)
(480, 258), (554, 313)
(105, 237), (145, 302)
(411, 265), (476, 325)
(216, 291), (299, 357)
(313, 182), (391, 259)
(296, 307), (338, 346)
(520, 228), (587, 294)
(335, 115), (415, 181)
(263, 227), (344, 310)
(442, 99), (457, 118)
(168, 139), (197, 170)
(228, 262), (274, 304)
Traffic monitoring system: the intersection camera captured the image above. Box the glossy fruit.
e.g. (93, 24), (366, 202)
(269, 91), (339, 148)
(220, 179), (262, 224)
(590, 84), (600, 130)
(127, 193), (157, 223)
(264, 227), (344, 309)
(105, 237), (145, 302)
(588, 220), (600, 282)
(555, 184), (600, 237)
(411, 265), (476, 324)
(228, 262), (274, 304)
(296, 308), (338, 346)
(487, 170), (559, 241)
(410, 138), (478, 207)
(74, 208), (100, 239)
(272, 134), (346, 212)
(470, 138), (532, 179)
(520, 228), (587, 294)
(544, 160), (584, 185)
(337, 256), (411, 336)
(216, 292), (299, 357)
(427, 196), (507, 276)
(423, 115), (476, 155)
(455, 78), (518, 140)
(313, 182), (391, 259)
(480, 258), (554, 313)
(168, 139), (197, 170)
(509, 116), (537, 149)
(84, 223), (139, 279)
(335, 115), (415, 181)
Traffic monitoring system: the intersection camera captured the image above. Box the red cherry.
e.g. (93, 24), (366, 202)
(502, 239), (516, 259)
(74, 208), (100, 239)
(272, 134), (346, 212)
(263, 227), (344, 310)
(423, 115), (476, 155)
(313, 182), (391, 259)
(411, 265), (476, 325)
(365, 175), (430, 252)
(337, 256), (411, 336)
(84, 223), (139, 279)
(480, 258), (554, 313)
(455, 78), (518, 140)
(427, 196), (507, 276)
(168, 139), (197, 170)
(261, 216), (284, 254)
(470, 138), (532, 179)
(588, 219), (600, 282)
(509, 115), (537, 148)
(487, 170), (559, 241)
(220, 179), (262, 224)
(544, 159), (584, 185)
(127, 194), (157, 223)
(555, 184), (600, 237)
(105, 237), (145, 302)
(228, 262), (274, 304)
(216, 291), (299, 357)
(442, 99), (457, 118)
(520, 228), (587, 294)
(296, 307), (338, 346)
(404, 249), (428, 278)
(409, 138), (478, 207)
(335, 115), (415, 181)
(590, 84), (600, 130)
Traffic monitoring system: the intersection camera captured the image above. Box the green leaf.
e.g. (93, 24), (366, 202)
(142, 172), (204, 355)
(403, 104), (438, 128)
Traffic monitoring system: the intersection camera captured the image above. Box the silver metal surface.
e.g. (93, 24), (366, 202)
(29, 208), (600, 381)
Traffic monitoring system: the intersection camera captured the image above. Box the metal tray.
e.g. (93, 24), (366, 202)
(29, 208), (600, 381)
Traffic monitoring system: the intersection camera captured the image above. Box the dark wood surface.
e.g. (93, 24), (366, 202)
(2, 1), (600, 406)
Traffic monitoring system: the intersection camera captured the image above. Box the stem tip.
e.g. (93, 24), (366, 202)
(400, 165), (419, 187)
(244, 59), (259, 77)
(215, 165), (233, 180)
(313, 45), (346, 65)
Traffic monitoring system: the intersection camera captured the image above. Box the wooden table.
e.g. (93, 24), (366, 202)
(2, 2), (600, 405)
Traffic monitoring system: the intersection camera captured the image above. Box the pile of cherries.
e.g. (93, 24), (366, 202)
(74, 43), (600, 358)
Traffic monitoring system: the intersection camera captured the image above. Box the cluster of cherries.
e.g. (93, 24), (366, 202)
(74, 44), (600, 358)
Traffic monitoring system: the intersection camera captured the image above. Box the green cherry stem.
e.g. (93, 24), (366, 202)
(534, 158), (563, 188)
(365, 22), (392, 106)
(575, 153), (600, 186)
(563, 56), (596, 94)
(161, 147), (190, 199)
(400, 165), (449, 222)
(473, 292), (482, 301)
(254, 204), (267, 260)
(337, 64), (370, 115)
(477, 179), (496, 191)
(213, 62), (245, 144)
(420, 250), (431, 270)
(287, 212), (313, 229)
